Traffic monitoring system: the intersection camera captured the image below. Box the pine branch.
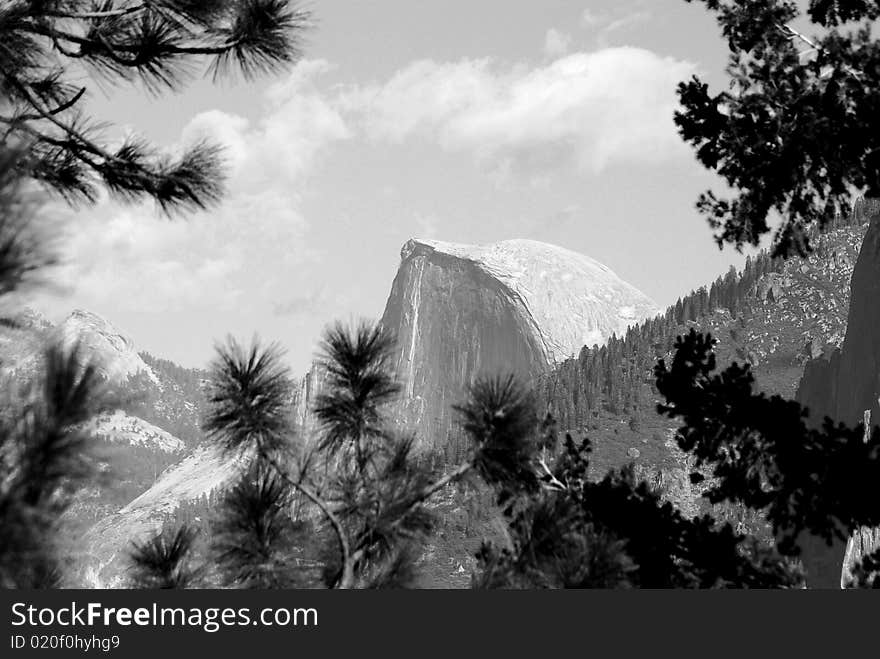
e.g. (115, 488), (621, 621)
(776, 22), (862, 79)
(15, 87), (86, 121)
(777, 22), (819, 51)
(258, 449), (356, 589)
(129, 524), (200, 589)
(3, 67), (224, 210)
(44, 5), (148, 21)
(1, 0), (308, 209)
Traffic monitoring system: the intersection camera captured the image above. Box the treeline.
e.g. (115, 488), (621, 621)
(538, 211), (867, 431)
(119, 354), (208, 447)
(139, 353), (207, 396)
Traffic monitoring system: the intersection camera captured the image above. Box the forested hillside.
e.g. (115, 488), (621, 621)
(122, 353), (208, 448)
(536, 204), (870, 477)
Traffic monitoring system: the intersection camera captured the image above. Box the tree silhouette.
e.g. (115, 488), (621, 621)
(129, 524), (201, 588)
(211, 462), (311, 588)
(677, 0), (880, 256)
(0, 2), (311, 589)
(0, 338), (110, 587)
(134, 323), (477, 589)
(0, 150), (56, 301)
(655, 329), (880, 583)
(470, 381), (798, 589)
(1, 0), (310, 211)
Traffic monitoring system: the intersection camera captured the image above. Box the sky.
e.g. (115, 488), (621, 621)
(30, 0), (786, 373)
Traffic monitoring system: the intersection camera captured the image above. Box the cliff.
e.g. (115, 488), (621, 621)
(796, 198), (880, 587)
(79, 444), (247, 587)
(381, 238), (658, 450)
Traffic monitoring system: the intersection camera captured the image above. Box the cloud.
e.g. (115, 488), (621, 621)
(44, 60), (349, 316)
(38, 44), (696, 357)
(543, 28), (572, 58)
(340, 47), (696, 175)
(581, 7), (652, 35)
(603, 11), (652, 34)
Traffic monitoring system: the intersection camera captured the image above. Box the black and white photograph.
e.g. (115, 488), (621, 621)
(2, 1), (880, 644)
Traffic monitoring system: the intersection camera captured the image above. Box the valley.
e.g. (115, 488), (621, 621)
(5, 199), (875, 588)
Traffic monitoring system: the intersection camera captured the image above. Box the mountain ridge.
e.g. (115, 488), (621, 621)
(11, 213), (871, 588)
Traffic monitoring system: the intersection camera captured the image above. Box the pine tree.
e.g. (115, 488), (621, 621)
(0, 2), (311, 589)
(0, 337), (110, 587)
(1, 1), (311, 212)
(677, 0), (880, 256)
(129, 525), (200, 589)
(472, 395), (798, 588)
(130, 323), (490, 589)
(211, 462), (309, 588)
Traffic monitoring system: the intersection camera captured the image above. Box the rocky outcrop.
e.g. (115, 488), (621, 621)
(796, 348), (842, 423)
(828, 202), (880, 427)
(55, 309), (159, 385)
(635, 431), (705, 520)
(79, 444), (247, 587)
(756, 273), (793, 302)
(381, 238), (658, 450)
(0, 308), (210, 585)
(842, 526), (880, 586)
(290, 361), (328, 439)
(83, 411), (186, 454)
(795, 198), (880, 587)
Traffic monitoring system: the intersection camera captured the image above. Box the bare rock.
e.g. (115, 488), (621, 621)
(381, 238), (658, 450)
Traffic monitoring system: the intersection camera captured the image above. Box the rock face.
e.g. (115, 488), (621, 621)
(83, 411), (186, 454)
(80, 444), (247, 587)
(796, 198), (880, 587)
(842, 526), (880, 586)
(55, 310), (158, 385)
(380, 238), (659, 449)
(828, 202), (880, 427)
(290, 361), (328, 439)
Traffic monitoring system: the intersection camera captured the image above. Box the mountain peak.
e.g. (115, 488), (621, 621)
(399, 237), (659, 359)
(382, 235), (660, 451)
(56, 309), (157, 384)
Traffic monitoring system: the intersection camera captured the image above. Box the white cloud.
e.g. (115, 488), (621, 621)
(581, 7), (652, 35)
(38, 45), (696, 344)
(45, 60), (349, 316)
(603, 11), (652, 34)
(340, 48), (695, 175)
(543, 28), (572, 58)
